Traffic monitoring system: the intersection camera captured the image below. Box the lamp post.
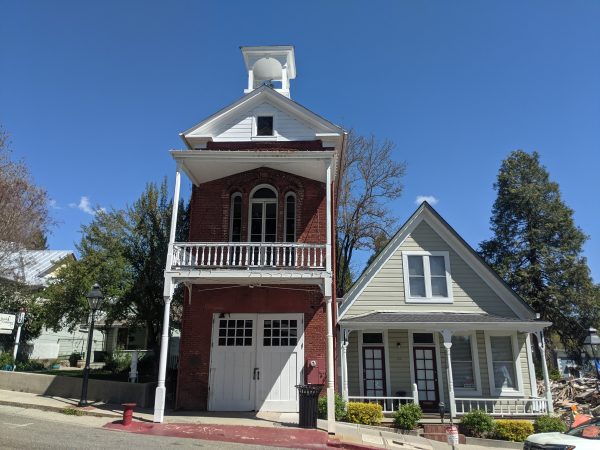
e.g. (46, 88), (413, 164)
(583, 327), (600, 389)
(78, 283), (104, 407)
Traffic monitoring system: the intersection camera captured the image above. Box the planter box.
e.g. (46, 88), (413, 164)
(0, 371), (157, 408)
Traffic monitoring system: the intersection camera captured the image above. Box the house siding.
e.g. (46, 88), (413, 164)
(213, 102), (316, 142)
(343, 221), (517, 319)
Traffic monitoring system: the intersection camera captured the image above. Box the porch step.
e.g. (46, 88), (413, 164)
(423, 424), (466, 444)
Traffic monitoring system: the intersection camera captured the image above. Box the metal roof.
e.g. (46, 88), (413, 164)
(2, 250), (74, 286)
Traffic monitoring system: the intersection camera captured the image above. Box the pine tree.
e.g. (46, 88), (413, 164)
(480, 150), (599, 350)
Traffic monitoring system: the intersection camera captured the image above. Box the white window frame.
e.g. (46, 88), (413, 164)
(253, 115), (275, 138)
(484, 331), (524, 396)
(402, 251), (453, 303)
(451, 331), (482, 396)
(247, 184), (278, 242)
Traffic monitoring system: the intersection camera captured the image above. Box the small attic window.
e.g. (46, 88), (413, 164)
(256, 116), (274, 136)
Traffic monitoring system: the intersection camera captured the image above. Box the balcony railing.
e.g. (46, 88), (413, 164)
(455, 397), (549, 416)
(171, 242), (326, 270)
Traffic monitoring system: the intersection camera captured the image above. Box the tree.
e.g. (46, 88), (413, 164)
(479, 150), (600, 351)
(0, 126), (51, 273)
(43, 181), (187, 367)
(336, 131), (406, 297)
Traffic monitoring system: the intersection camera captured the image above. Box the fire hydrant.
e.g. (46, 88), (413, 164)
(122, 403), (136, 426)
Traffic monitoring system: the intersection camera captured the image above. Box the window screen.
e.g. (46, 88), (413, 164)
(451, 335), (475, 389)
(256, 116), (273, 136)
(490, 336), (516, 390)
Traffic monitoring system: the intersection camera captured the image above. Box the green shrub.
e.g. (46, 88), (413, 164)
(493, 420), (534, 442)
(15, 359), (46, 371)
(104, 349), (132, 374)
(317, 392), (346, 421)
(534, 416), (567, 433)
(0, 352), (14, 369)
(459, 409), (495, 438)
(549, 369), (562, 381)
(68, 352), (81, 367)
(345, 402), (383, 425)
(393, 403), (422, 430)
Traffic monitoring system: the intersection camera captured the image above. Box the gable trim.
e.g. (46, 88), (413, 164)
(338, 203), (536, 321)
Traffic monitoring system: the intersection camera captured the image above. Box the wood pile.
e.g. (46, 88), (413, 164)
(538, 377), (600, 418)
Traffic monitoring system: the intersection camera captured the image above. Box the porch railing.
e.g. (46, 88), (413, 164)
(347, 384), (419, 413)
(455, 397), (549, 416)
(171, 242), (326, 270)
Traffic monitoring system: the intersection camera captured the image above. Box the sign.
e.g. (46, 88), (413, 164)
(446, 425), (459, 446)
(0, 314), (16, 334)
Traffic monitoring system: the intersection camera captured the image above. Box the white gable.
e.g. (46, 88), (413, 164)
(181, 86), (344, 150)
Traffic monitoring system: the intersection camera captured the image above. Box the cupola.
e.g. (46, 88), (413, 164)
(241, 45), (296, 98)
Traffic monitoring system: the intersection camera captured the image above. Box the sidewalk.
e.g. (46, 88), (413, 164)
(0, 389), (518, 450)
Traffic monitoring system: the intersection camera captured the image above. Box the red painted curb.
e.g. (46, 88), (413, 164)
(104, 421), (332, 449)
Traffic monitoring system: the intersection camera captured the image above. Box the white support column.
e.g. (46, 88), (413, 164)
(325, 294), (335, 434)
(281, 66), (289, 91)
(165, 164), (181, 271)
(153, 294), (172, 422)
(247, 69), (254, 91)
(535, 331), (554, 414)
(341, 329), (349, 402)
(441, 330), (456, 418)
(325, 161), (332, 274)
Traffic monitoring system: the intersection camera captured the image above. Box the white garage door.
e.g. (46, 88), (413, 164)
(209, 313), (304, 412)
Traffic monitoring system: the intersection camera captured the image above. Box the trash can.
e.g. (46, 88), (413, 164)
(296, 384), (323, 428)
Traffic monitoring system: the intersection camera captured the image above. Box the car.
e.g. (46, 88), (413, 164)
(524, 417), (600, 450)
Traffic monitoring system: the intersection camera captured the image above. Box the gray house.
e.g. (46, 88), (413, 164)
(338, 202), (554, 417)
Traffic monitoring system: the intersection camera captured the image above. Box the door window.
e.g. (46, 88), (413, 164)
(363, 347), (386, 397)
(217, 319), (253, 346)
(262, 319), (298, 347)
(414, 347), (438, 403)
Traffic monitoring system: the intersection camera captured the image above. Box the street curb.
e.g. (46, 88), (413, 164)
(0, 399), (121, 419)
(327, 440), (380, 450)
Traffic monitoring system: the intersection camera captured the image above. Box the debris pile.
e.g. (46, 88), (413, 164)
(539, 378), (600, 418)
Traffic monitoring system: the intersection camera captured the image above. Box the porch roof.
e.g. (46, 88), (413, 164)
(339, 312), (551, 332)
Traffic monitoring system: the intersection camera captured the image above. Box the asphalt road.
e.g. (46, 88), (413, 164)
(0, 406), (287, 450)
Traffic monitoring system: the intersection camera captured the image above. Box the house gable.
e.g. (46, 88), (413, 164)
(338, 203), (535, 321)
(181, 86), (344, 149)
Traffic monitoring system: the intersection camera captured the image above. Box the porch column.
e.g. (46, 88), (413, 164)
(441, 330), (456, 418)
(153, 293), (172, 422)
(154, 163), (181, 423)
(325, 294), (335, 434)
(341, 329), (349, 401)
(535, 331), (554, 414)
(325, 160), (332, 274)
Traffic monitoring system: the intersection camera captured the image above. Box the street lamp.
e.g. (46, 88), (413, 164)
(583, 327), (600, 388)
(78, 283), (104, 407)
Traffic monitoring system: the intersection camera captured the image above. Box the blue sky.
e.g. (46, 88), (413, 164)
(2, 1), (599, 281)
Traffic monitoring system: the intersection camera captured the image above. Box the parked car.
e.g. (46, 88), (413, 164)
(524, 417), (600, 449)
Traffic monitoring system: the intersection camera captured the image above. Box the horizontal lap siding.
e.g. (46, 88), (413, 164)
(214, 102), (315, 142)
(518, 333), (532, 396)
(387, 330), (411, 395)
(347, 332), (360, 396)
(477, 331), (491, 396)
(344, 221), (517, 318)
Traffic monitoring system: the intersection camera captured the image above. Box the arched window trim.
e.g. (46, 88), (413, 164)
(229, 192), (242, 242)
(248, 184), (278, 242)
(284, 192), (297, 243)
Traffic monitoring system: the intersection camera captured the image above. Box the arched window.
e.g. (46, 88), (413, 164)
(229, 193), (242, 242)
(249, 185), (277, 243)
(284, 192), (296, 242)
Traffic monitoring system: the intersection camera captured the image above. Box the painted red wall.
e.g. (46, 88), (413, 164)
(176, 284), (327, 410)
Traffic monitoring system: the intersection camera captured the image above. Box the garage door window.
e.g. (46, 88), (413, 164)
(218, 319), (253, 346)
(263, 319), (298, 347)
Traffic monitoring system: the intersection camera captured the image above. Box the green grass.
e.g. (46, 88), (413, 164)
(61, 407), (84, 416)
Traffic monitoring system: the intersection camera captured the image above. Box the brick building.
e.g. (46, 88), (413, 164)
(153, 46), (346, 431)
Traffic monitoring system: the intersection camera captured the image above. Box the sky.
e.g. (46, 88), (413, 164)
(1, 1), (599, 282)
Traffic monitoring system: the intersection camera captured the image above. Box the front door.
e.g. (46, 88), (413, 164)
(209, 313), (303, 412)
(362, 347), (387, 397)
(413, 346), (439, 411)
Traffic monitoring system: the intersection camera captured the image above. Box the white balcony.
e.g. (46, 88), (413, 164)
(170, 242), (326, 271)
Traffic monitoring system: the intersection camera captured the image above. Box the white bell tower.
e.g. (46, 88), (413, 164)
(241, 45), (296, 98)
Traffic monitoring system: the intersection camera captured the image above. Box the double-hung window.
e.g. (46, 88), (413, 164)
(485, 333), (522, 395)
(451, 334), (480, 393)
(402, 251), (452, 303)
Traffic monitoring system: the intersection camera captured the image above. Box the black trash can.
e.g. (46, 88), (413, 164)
(296, 384), (323, 428)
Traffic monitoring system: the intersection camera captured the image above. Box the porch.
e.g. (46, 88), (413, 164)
(339, 312), (554, 418)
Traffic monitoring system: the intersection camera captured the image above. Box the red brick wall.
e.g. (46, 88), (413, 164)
(189, 167), (326, 244)
(176, 284), (327, 410)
